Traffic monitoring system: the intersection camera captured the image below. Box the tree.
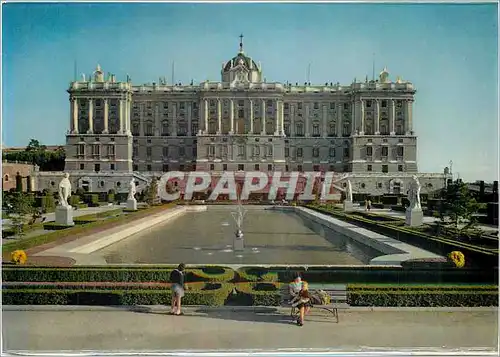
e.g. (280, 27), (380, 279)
(145, 177), (160, 205)
(437, 180), (480, 238)
(4, 192), (38, 236)
(2, 139), (65, 171)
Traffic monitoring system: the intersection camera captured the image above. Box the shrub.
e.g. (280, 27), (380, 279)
(237, 267), (279, 282)
(11, 250), (27, 265)
(234, 282), (281, 306)
(189, 266), (236, 282)
(3, 266), (232, 283)
(41, 194), (56, 213)
(391, 205), (406, 213)
(2, 282), (234, 306)
(348, 290), (498, 307)
(83, 194), (99, 207)
(69, 195), (80, 206)
(43, 222), (74, 230)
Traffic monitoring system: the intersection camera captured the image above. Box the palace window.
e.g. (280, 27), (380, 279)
(314, 102), (319, 109)
(133, 146), (138, 157)
(107, 144), (115, 157)
(146, 147), (152, 158)
(92, 144), (100, 157)
(284, 124), (290, 136)
(343, 147), (349, 158)
(312, 148), (320, 157)
(329, 148), (335, 157)
(163, 164), (169, 172)
(382, 165), (389, 173)
(297, 103), (303, 110)
(381, 100), (387, 108)
(367, 165), (372, 172)
(397, 146), (404, 157)
(179, 102), (185, 110)
(381, 147), (389, 156)
(342, 123), (350, 136)
(208, 146), (216, 156)
(254, 146), (260, 156)
(145, 122), (154, 136)
(297, 148), (303, 157)
(398, 165), (404, 172)
(267, 145), (273, 156)
(330, 102), (335, 110)
(295, 123), (304, 136)
(366, 146), (373, 156)
(312, 124), (320, 137)
(179, 147), (185, 156)
(77, 144), (85, 157)
(285, 147), (289, 157)
(163, 147), (169, 157)
(192, 122), (199, 134)
(328, 123), (336, 136)
(178, 123), (187, 136)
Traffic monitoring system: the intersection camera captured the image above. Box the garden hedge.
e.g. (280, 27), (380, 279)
(236, 267), (279, 282)
(348, 290), (498, 307)
(2, 282), (234, 306)
(233, 282), (281, 306)
(3, 266), (234, 283)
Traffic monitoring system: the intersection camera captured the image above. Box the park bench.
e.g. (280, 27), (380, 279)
(280, 283), (350, 323)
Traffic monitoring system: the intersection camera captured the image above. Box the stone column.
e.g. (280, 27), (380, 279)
(172, 102), (177, 136)
(125, 96), (130, 134)
(187, 102), (192, 136)
(336, 102), (343, 137)
(406, 99), (413, 134)
(139, 102), (145, 136)
(229, 99), (235, 134)
(249, 99), (254, 134)
(322, 103), (328, 138)
(389, 99), (396, 135)
(360, 99), (365, 135)
(72, 98), (79, 134)
(290, 104), (295, 136)
(103, 99), (109, 133)
(118, 99), (124, 134)
(261, 99), (266, 135)
(351, 100), (356, 134)
(217, 99), (222, 134)
(305, 103), (310, 137)
(204, 99), (209, 134)
(274, 100), (280, 135)
(280, 100), (285, 136)
(87, 99), (94, 133)
(155, 101), (161, 136)
(374, 99), (380, 135)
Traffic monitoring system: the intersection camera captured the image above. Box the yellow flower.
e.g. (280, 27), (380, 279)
(448, 251), (465, 268)
(11, 250), (28, 265)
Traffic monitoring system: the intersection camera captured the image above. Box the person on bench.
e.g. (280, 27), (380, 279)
(290, 281), (311, 326)
(288, 274), (303, 300)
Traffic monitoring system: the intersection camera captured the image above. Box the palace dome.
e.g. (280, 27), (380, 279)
(223, 52), (259, 72)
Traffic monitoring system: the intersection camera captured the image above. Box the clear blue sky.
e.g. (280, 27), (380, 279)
(2, 2), (498, 182)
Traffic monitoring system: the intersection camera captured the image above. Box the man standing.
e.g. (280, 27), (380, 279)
(170, 263), (186, 315)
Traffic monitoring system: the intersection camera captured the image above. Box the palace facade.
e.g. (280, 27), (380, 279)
(36, 38), (450, 196)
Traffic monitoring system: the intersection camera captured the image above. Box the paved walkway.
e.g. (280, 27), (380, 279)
(2, 307), (497, 352)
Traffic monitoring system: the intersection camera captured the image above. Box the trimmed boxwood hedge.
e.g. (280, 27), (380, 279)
(233, 282), (282, 306)
(2, 282), (234, 306)
(3, 266), (233, 283)
(348, 290), (498, 307)
(237, 267), (279, 282)
(190, 266), (236, 282)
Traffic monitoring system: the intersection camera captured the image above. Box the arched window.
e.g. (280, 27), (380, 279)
(4, 174), (9, 182)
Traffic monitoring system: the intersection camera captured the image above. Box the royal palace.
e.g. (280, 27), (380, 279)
(35, 38), (450, 196)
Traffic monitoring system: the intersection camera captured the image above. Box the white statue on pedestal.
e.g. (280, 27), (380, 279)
(128, 179), (136, 200)
(407, 175), (422, 210)
(58, 173), (72, 207)
(345, 180), (353, 202)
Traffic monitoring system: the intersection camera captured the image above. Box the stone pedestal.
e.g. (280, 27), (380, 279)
(55, 205), (75, 226)
(343, 200), (354, 212)
(405, 208), (424, 227)
(233, 236), (245, 252)
(126, 198), (138, 211)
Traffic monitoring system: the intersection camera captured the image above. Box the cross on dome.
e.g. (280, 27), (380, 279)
(239, 34), (244, 53)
